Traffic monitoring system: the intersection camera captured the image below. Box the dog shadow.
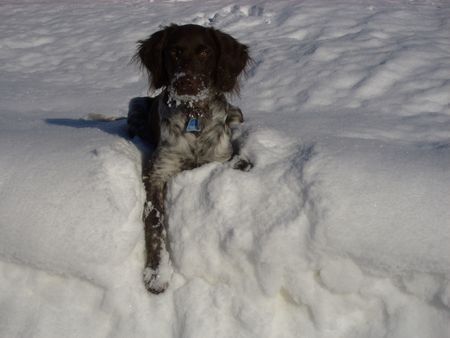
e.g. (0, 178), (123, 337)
(46, 98), (157, 155)
(45, 117), (154, 156)
(45, 117), (129, 138)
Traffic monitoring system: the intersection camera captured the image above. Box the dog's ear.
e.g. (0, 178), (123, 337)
(134, 26), (174, 89)
(210, 28), (250, 93)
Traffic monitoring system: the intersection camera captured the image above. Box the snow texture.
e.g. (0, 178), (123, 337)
(1, 0), (450, 337)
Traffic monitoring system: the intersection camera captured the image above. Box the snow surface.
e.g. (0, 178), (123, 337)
(1, 0), (450, 337)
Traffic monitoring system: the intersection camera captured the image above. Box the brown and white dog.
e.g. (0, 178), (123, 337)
(128, 24), (251, 294)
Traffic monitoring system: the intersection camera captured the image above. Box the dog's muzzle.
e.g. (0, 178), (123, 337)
(171, 72), (208, 96)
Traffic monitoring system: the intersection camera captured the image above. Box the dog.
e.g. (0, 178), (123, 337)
(128, 24), (251, 294)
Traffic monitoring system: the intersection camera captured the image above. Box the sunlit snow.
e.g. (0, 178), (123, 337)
(0, 1), (449, 337)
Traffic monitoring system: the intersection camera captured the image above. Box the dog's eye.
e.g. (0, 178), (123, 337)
(170, 47), (182, 58)
(198, 47), (210, 58)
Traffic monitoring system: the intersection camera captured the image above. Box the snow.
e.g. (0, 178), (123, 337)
(1, 0), (450, 337)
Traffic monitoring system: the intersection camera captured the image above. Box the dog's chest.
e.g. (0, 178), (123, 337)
(159, 99), (233, 164)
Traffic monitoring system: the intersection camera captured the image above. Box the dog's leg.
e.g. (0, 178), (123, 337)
(225, 107), (253, 171)
(142, 152), (185, 294)
(230, 133), (253, 172)
(142, 177), (168, 294)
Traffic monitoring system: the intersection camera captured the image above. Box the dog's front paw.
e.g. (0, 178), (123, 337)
(143, 267), (169, 294)
(232, 158), (253, 172)
(143, 249), (173, 295)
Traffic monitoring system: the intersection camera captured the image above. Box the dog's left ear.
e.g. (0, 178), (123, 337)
(210, 28), (250, 93)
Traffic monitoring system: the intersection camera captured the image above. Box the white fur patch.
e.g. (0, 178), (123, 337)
(143, 237), (173, 293)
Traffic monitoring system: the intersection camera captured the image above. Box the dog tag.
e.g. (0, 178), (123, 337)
(186, 117), (201, 132)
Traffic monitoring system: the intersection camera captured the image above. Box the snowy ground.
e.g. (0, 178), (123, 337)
(1, 0), (450, 337)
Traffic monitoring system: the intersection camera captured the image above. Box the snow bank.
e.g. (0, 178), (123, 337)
(0, 1), (449, 337)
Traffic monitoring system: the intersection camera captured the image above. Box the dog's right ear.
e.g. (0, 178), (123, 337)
(210, 28), (250, 94)
(134, 26), (174, 89)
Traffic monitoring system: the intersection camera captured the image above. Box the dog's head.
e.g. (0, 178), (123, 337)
(135, 24), (249, 96)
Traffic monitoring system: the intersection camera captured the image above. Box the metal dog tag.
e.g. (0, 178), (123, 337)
(186, 117), (201, 132)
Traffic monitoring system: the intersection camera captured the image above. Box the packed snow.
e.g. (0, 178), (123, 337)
(1, 0), (449, 337)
